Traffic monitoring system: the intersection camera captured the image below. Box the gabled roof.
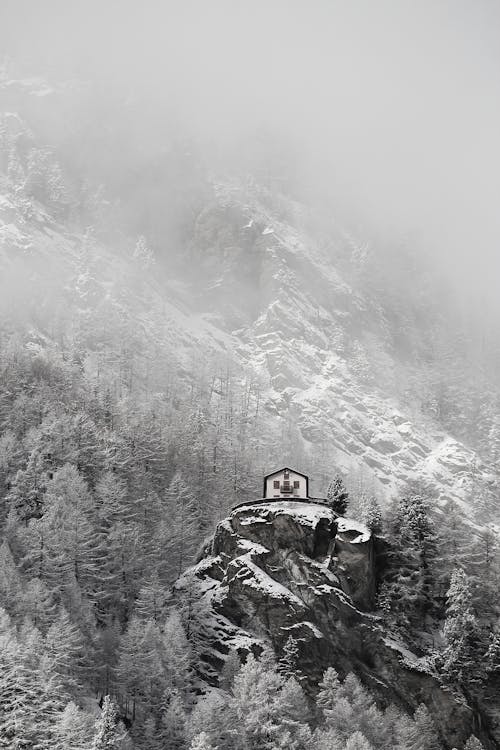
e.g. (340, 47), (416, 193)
(263, 467), (310, 499)
(264, 466), (308, 480)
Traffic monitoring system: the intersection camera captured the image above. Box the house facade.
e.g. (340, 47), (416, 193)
(263, 467), (309, 500)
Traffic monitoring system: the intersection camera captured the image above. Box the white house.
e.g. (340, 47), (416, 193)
(263, 467), (309, 500)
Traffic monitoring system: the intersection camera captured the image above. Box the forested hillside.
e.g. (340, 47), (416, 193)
(1, 70), (500, 749)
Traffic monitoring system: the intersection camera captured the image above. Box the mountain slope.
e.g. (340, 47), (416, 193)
(172, 180), (500, 516)
(1, 86), (499, 520)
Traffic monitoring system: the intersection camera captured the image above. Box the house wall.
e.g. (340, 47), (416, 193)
(265, 470), (308, 499)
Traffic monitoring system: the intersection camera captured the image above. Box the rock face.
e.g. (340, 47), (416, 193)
(176, 501), (488, 749)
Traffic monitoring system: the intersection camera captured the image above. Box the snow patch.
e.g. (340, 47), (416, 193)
(336, 516), (370, 543)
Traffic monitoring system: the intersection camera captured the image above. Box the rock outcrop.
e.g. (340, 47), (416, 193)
(176, 501), (488, 749)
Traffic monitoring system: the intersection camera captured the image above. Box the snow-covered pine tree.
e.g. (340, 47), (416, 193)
(464, 736), (485, 750)
(7, 447), (47, 522)
(326, 474), (349, 515)
(344, 731), (374, 750)
(92, 695), (125, 750)
(485, 631), (500, 674)
(135, 572), (169, 622)
(44, 606), (86, 692)
(161, 608), (192, 695)
(317, 667), (342, 721)
(163, 472), (200, 579)
(220, 649), (241, 692)
(406, 704), (441, 750)
(231, 652), (289, 749)
(133, 235), (155, 270)
(158, 690), (187, 750)
(441, 568), (483, 686)
(380, 492), (438, 631)
(0, 539), (22, 616)
(55, 701), (95, 750)
(362, 495), (382, 533)
(190, 731), (217, 750)
(279, 634), (300, 679)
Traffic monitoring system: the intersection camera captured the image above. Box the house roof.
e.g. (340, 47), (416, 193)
(264, 467), (308, 481)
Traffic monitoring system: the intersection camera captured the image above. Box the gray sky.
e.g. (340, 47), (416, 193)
(2, 0), (500, 308)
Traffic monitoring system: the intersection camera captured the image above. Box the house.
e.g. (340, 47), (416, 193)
(263, 467), (309, 500)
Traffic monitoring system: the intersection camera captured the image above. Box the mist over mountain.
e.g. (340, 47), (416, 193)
(1, 3), (500, 749)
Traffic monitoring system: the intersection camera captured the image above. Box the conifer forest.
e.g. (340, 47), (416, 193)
(1, 2), (500, 749)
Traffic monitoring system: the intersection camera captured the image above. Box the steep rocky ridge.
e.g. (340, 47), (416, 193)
(2, 75), (499, 518)
(176, 501), (489, 748)
(185, 182), (499, 514)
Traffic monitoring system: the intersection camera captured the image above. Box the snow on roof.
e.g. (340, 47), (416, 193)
(263, 467), (308, 480)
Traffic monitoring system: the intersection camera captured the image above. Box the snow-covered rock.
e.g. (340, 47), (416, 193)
(175, 500), (476, 749)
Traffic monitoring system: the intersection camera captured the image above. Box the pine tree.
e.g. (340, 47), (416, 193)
(93, 472), (137, 622)
(464, 736), (485, 750)
(433, 499), (472, 603)
(161, 609), (191, 695)
(344, 732), (374, 750)
(163, 472), (200, 579)
(279, 635), (300, 679)
(219, 648), (241, 692)
(139, 716), (161, 750)
(231, 652), (310, 750)
(362, 496), (382, 534)
(21, 577), (58, 632)
(404, 704), (441, 750)
(116, 615), (162, 721)
(441, 568), (482, 687)
(190, 731), (217, 750)
(188, 691), (234, 750)
(326, 475), (349, 515)
(380, 493), (438, 631)
(159, 690), (187, 750)
(0, 612), (66, 750)
(7, 447), (47, 522)
(0, 539), (22, 615)
(133, 235), (155, 270)
(44, 606), (86, 692)
(279, 676), (311, 727)
(313, 727), (344, 750)
(317, 667), (342, 720)
(92, 695), (125, 750)
(55, 701), (94, 750)
(485, 631), (500, 674)
(135, 572), (169, 622)
(336, 673), (386, 748)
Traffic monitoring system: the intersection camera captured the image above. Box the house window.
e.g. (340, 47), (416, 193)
(293, 480), (300, 488)
(273, 480), (280, 489)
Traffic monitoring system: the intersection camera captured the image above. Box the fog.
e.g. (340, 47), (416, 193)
(2, 0), (500, 309)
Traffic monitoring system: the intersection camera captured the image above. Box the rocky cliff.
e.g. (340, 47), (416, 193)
(176, 501), (485, 749)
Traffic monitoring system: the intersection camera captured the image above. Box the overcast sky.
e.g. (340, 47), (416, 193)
(2, 0), (500, 308)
